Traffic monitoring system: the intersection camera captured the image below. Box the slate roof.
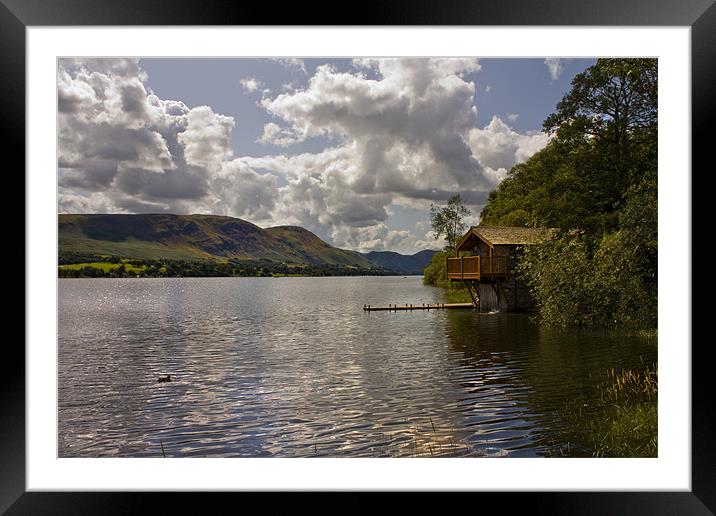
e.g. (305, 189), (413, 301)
(457, 226), (556, 249)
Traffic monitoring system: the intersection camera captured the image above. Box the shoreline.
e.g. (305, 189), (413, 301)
(58, 273), (425, 279)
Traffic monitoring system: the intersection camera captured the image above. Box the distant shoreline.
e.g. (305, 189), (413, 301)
(58, 251), (430, 278)
(58, 274), (424, 279)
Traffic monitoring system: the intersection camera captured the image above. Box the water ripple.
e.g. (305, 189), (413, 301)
(59, 277), (656, 458)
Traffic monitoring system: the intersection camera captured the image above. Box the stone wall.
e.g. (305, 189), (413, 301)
(503, 277), (536, 311)
(476, 276), (535, 312)
(476, 283), (502, 312)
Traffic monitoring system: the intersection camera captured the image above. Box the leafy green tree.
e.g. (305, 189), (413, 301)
(429, 194), (471, 252)
(481, 58), (657, 235)
(544, 58), (657, 220)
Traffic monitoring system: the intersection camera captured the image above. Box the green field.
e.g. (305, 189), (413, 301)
(59, 261), (151, 275)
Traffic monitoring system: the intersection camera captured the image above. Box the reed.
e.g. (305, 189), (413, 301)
(590, 365), (657, 457)
(600, 365), (657, 404)
(562, 365), (658, 457)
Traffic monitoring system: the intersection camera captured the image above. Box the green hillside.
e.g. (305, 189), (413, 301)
(265, 226), (374, 267)
(59, 214), (374, 267)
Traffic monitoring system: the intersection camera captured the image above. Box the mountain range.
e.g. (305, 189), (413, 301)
(362, 250), (438, 275)
(58, 214), (437, 274)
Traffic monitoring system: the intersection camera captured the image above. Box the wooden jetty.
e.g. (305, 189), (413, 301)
(363, 302), (474, 312)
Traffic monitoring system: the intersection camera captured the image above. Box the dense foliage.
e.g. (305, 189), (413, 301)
(422, 251), (448, 287)
(480, 58), (657, 328)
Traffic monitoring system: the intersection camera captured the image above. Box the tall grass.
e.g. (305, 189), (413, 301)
(591, 366), (657, 457)
(563, 365), (657, 457)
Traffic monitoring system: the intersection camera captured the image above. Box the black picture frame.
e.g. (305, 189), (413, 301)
(6, 0), (712, 511)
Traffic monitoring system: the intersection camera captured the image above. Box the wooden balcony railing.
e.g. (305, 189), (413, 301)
(446, 256), (509, 281)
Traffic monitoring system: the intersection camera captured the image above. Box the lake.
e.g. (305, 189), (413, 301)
(58, 276), (656, 457)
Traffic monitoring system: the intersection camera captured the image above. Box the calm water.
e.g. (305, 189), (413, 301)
(58, 276), (656, 458)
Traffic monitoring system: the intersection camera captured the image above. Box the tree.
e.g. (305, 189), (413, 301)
(429, 194), (471, 253)
(544, 58), (657, 205)
(544, 58), (657, 145)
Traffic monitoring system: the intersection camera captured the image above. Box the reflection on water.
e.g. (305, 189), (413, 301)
(58, 277), (656, 457)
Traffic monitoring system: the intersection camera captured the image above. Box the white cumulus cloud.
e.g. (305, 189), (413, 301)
(240, 77), (263, 92)
(544, 58), (564, 81)
(256, 122), (300, 147)
(468, 116), (549, 175)
(261, 58), (490, 199)
(58, 58), (272, 221)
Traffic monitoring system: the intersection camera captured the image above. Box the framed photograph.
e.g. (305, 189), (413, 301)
(8, 0), (712, 510)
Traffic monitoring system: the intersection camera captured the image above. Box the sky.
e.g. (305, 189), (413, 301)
(57, 57), (595, 254)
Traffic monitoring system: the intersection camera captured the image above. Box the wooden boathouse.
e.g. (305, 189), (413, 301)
(447, 226), (555, 312)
